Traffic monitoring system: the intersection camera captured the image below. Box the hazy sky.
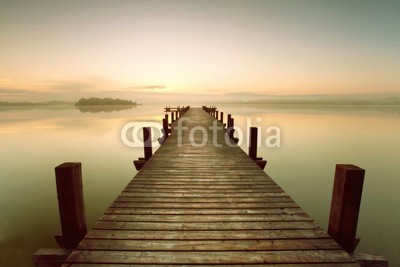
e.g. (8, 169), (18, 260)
(1, 0), (399, 102)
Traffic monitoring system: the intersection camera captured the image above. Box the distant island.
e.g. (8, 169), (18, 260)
(75, 97), (138, 106)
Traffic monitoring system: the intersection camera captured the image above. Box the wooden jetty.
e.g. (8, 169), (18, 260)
(36, 107), (369, 266)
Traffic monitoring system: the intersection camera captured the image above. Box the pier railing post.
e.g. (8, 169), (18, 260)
(162, 118), (169, 138)
(249, 127), (258, 160)
(226, 116), (239, 144)
(165, 114), (169, 130)
(328, 164), (365, 253)
(143, 127), (153, 160)
(55, 162), (87, 249)
(228, 117), (234, 139)
(247, 127), (266, 169)
(227, 114), (231, 130)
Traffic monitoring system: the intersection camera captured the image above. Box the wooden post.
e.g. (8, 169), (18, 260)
(220, 112), (224, 123)
(55, 162), (87, 249)
(249, 127), (258, 160)
(162, 118), (169, 138)
(164, 114), (168, 125)
(171, 112), (175, 123)
(176, 110), (179, 120)
(143, 127), (153, 160)
(328, 164), (365, 253)
(228, 117), (234, 139)
(215, 111), (218, 119)
(227, 114), (232, 130)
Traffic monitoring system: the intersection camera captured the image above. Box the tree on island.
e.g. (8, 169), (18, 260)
(75, 97), (137, 106)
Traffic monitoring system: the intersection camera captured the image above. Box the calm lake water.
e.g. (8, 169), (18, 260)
(0, 104), (399, 266)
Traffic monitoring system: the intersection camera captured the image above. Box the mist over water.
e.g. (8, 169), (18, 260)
(0, 104), (399, 266)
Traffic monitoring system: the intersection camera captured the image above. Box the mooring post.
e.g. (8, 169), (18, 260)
(143, 127), (153, 160)
(248, 127), (266, 169)
(249, 127), (258, 160)
(165, 114), (169, 125)
(162, 118), (168, 138)
(227, 114), (232, 130)
(228, 117), (234, 139)
(220, 112), (224, 123)
(328, 164), (365, 253)
(55, 162), (87, 249)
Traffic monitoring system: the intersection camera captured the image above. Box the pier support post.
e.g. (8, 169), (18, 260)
(215, 111), (218, 120)
(328, 164), (365, 253)
(226, 117), (239, 144)
(249, 127), (258, 160)
(171, 112), (175, 123)
(165, 114), (170, 131)
(143, 127), (153, 160)
(220, 112), (224, 123)
(227, 114), (232, 131)
(248, 127), (267, 169)
(134, 127), (153, 170)
(162, 118), (169, 138)
(55, 162), (87, 249)
(228, 117), (234, 139)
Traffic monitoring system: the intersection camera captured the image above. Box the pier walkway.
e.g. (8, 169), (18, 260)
(61, 108), (358, 266)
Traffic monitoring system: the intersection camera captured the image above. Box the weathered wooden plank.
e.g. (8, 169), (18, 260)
(110, 202), (299, 209)
(85, 229), (329, 240)
(122, 188), (284, 193)
(99, 213), (313, 222)
(92, 221), (319, 231)
(104, 207), (305, 215)
(131, 179), (275, 183)
(65, 250), (354, 265)
(127, 183), (279, 188)
(119, 192), (288, 198)
(115, 196), (297, 203)
(77, 238), (341, 251)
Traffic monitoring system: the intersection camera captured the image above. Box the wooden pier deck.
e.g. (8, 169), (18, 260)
(61, 107), (358, 266)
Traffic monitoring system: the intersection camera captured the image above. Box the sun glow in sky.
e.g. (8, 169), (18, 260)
(1, 0), (399, 102)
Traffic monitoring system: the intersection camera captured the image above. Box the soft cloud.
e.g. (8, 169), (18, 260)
(0, 76), (120, 101)
(123, 85), (167, 92)
(0, 88), (36, 95)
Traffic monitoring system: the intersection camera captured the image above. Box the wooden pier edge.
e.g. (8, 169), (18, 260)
(34, 106), (387, 267)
